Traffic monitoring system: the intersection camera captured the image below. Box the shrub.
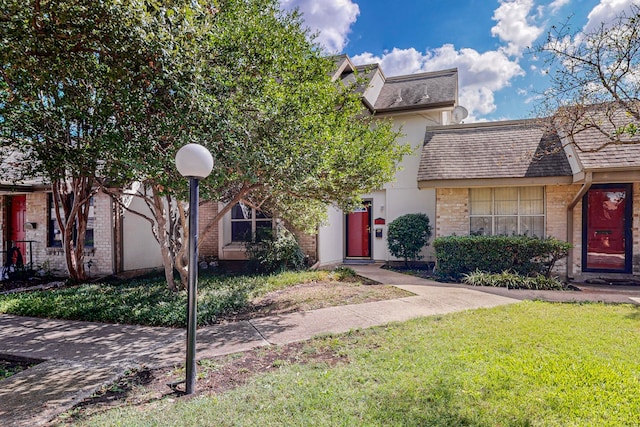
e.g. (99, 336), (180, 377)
(433, 235), (571, 281)
(245, 224), (306, 273)
(387, 213), (432, 268)
(462, 269), (565, 290)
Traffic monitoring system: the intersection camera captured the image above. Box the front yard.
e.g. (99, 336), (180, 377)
(0, 268), (410, 327)
(57, 301), (640, 426)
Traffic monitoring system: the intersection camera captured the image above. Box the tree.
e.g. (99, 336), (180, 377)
(2, 0), (409, 289)
(112, 0), (409, 290)
(533, 4), (640, 149)
(0, 0), (164, 281)
(387, 213), (432, 268)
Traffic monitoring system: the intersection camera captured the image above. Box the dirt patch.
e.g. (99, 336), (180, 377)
(58, 340), (350, 424)
(217, 278), (412, 323)
(0, 358), (39, 380)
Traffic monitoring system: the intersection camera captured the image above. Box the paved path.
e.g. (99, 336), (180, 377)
(1, 264), (639, 426)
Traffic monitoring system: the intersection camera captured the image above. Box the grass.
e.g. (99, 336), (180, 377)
(72, 301), (640, 426)
(0, 269), (390, 327)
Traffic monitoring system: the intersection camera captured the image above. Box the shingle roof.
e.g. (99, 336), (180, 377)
(556, 104), (640, 170)
(418, 120), (572, 184)
(372, 68), (457, 112)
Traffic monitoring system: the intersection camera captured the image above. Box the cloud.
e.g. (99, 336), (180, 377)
(490, 0), (544, 57)
(279, 0), (359, 53)
(584, 0), (637, 33)
(548, 0), (571, 14)
(351, 45), (524, 118)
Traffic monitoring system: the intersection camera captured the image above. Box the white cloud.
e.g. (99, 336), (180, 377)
(279, 0), (359, 53)
(351, 45), (524, 118)
(584, 0), (637, 33)
(548, 0), (571, 14)
(490, 0), (544, 57)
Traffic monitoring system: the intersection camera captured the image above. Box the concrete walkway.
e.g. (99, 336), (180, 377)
(1, 264), (639, 426)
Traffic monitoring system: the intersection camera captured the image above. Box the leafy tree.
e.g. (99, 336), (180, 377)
(1, 0), (409, 289)
(533, 4), (640, 148)
(387, 213), (432, 268)
(0, 0), (163, 281)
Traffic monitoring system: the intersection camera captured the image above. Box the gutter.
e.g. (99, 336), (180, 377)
(566, 171), (593, 280)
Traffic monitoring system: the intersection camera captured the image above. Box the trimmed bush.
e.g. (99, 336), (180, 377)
(387, 213), (432, 267)
(433, 235), (571, 281)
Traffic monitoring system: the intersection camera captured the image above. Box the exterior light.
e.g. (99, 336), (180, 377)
(175, 143), (213, 395)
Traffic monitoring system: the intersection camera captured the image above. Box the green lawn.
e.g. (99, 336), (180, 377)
(0, 270), (345, 327)
(77, 301), (640, 426)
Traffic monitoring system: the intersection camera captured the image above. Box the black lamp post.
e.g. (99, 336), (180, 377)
(175, 143), (213, 395)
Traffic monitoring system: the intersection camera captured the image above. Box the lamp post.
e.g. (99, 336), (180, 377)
(175, 143), (214, 395)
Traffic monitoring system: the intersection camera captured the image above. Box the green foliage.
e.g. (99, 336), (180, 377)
(245, 224), (306, 274)
(433, 235), (572, 281)
(330, 266), (357, 281)
(462, 269), (565, 290)
(386, 213), (432, 267)
(81, 302), (640, 426)
(0, 270), (332, 327)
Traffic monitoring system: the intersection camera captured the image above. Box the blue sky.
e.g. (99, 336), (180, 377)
(280, 0), (638, 122)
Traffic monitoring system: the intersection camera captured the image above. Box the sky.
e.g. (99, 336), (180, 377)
(280, 0), (638, 122)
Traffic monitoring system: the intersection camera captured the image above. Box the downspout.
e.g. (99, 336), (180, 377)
(566, 171), (592, 280)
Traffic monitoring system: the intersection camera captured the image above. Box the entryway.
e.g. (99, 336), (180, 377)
(345, 201), (372, 259)
(582, 184), (632, 273)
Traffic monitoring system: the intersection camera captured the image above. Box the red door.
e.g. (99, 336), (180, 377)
(584, 186), (629, 271)
(346, 202), (371, 258)
(9, 195), (27, 258)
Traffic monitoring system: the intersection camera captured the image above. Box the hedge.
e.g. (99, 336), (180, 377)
(433, 235), (572, 281)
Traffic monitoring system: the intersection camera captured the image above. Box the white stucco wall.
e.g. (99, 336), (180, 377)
(122, 196), (163, 271)
(317, 111), (442, 265)
(318, 206), (345, 266)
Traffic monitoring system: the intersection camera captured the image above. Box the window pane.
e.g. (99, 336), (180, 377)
(231, 203), (252, 220)
(470, 188), (492, 215)
(495, 188), (518, 215)
(470, 217), (492, 235)
(231, 222), (251, 242)
(519, 187), (544, 215)
(520, 216), (544, 237)
(495, 216), (517, 235)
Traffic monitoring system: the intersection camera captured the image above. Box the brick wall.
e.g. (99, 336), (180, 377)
(545, 184), (582, 278)
(198, 201), (219, 259)
(21, 191), (115, 277)
(435, 188), (469, 237)
(633, 183), (640, 275)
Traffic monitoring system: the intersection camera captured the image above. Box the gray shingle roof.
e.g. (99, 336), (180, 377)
(372, 68), (457, 112)
(557, 104), (640, 170)
(418, 120), (572, 184)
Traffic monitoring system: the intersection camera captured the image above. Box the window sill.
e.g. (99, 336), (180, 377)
(46, 247), (96, 256)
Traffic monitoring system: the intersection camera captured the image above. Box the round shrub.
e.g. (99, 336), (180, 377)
(387, 213), (432, 267)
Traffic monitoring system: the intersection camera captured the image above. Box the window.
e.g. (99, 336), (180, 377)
(231, 202), (273, 242)
(469, 187), (544, 237)
(48, 194), (95, 248)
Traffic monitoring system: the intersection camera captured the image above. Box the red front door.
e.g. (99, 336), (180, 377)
(346, 202), (371, 258)
(9, 195), (27, 257)
(583, 185), (630, 272)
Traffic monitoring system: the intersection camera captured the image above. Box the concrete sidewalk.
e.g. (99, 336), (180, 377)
(1, 264), (638, 426)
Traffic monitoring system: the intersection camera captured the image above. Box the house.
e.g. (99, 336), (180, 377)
(0, 182), (165, 277)
(316, 55), (462, 266)
(418, 115), (640, 281)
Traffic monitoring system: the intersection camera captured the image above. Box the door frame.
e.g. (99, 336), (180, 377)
(345, 200), (372, 259)
(581, 183), (632, 274)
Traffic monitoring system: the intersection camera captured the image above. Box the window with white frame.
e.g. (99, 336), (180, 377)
(230, 202), (273, 242)
(469, 187), (545, 237)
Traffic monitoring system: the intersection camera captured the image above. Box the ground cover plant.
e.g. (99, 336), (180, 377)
(60, 301), (640, 426)
(462, 269), (565, 290)
(0, 269), (409, 327)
